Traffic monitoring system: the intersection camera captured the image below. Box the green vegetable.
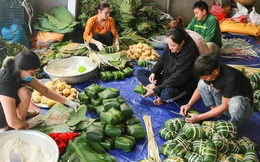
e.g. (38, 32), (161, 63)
(134, 85), (147, 95)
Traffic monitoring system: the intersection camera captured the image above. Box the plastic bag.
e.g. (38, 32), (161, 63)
(231, 2), (248, 22)
(249, 7), (260, 25)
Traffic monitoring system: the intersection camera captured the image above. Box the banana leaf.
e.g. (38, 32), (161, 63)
(236, 137), (258, 153)
(85, 121), (104, 142)
(215, 120), (237, 139)
(84, 83), (105, 99)
(229, 154), (244, 162)
(105, 123), (125, 137)
(184, 151), (202, 162)
(75, 118), (96, 131)
(124, 115), (141, 125)
(159, 128), (177, 140)
(120, 102), (133, 118)
(202, 140), (218, 162)
(161, 140), (176, 156)
(243, 150), (259, 162)
(183, 123), (205, 139)
(115, 135), (135, 152)
(98, 87), (120, 101)
(100, 71), (114, 81)
(164, 118), (185, 132)
(192, 139), (207, 155)
(104, 101), (121, 111)
(51, 6), (74, 24)
(95, 105), (106, 115)
(126, 123), (146, 140)
(100, 137), (116, 150)
(61, 136), (117, 162)
(117, 96), (126, 104)
(33, 104), (87, 133)
(100, 108), (124, 125)
(212, 132), (229, 154)
(228, 140), (242, 154)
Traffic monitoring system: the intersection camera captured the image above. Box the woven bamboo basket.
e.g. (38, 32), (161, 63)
(234, 0), (255, 5)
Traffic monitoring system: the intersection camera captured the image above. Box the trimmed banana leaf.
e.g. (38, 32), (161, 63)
(105, 123), (125, 137)
(78, 92), (90, 104)
(117, 96), (126, 104)
(202, 124), (216, 139)
(183, 123), (205, 139)
(104, 101), (121, 111)
(212, 132), (229, 154)
(111, 71), (125, 80)
(192, 139), (207, 155)
(184, 151), (202, 162)
(120, 102), (133, 118)
(95, 105), (106, 115)
(85, 121), (104, 142)
(101, 108), (124, 125)
(159, 127), (177, 140)
(121, 67), (134, 77)
(126, 123), (146, 140)
(100, 51), (121, 61)
(243, 150), (259, 162)
(100, 71), (114, 81)
(90, 98), (102, 107)
(134, 85), (147, 95)
(103, 98), (119, 104)
(124, 115), (141, 125)
(229, 154), (244, 162)
(33, 104), (87, 133)
(164, 118), (185, 132)
(202, 140), (218, 162)
(115, 135), (136, 152)
(98, 87), (120, 101)
(61, 136), (117, 162)
(163, 155), (184, 162)
(75, 118), (96, 131)
(171, 135), (190, 157)
(100, 137), (116, 150)
(215, 120), (237, 139)
(84, 83), (105, 99)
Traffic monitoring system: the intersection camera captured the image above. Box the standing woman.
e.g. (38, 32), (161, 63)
(0, 51), (79, 131)
(136, 27), (199, 105)
(83, 2), (120, 51)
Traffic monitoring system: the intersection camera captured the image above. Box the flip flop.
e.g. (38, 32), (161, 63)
(26, 109), (39, 120)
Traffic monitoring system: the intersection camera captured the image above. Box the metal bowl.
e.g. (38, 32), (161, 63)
(0, 130), (59, 162)
(44, 56), (97, 84)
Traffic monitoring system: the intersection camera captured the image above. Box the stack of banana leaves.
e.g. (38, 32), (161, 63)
(156, 118), (259, 162)
(0, 36), (28, 68)
(78, 0), (100, 27)
(34, 6), (79, 34)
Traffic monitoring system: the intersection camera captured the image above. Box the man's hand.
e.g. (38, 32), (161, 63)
(180, 104), (191, 116)
(28, 114), (43, 128)
(65, 99), (80, 112)
(95, 41), (105, 51)
(185, 113), (200, 123)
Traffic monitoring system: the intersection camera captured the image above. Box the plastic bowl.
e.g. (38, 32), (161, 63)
(44, 56), (97, 84)
(0, 130), (59, 162)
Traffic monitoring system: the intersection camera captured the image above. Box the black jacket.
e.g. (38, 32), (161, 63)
(152, 44), (199, 95)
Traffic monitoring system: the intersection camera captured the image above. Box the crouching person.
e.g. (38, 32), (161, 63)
(180, 54), (254, 126)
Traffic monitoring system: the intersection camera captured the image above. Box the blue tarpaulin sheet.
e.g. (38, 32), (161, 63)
(40, 34), (260, 161)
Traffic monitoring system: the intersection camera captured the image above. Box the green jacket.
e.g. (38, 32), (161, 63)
(187, 13), (222, 47)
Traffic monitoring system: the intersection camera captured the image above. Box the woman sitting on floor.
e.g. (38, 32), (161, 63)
(136, 27), (199, 105)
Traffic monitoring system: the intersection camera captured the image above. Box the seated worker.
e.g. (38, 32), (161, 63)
(186, 1), (222, 55)
(168, 16), (210, 55)
(180, 54), (254, 126)
(83, 2), (119, 51)
(0, 51), (79, 131)
(136, 27), (199, 106)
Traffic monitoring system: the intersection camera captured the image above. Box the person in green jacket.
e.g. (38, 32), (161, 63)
(187, 1), (222, 55)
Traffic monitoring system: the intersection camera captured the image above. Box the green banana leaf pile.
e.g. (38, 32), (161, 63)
(0, 36), (28, 68)
(34, 6), (79, 33)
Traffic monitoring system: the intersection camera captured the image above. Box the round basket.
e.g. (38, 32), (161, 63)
(234, 0), (255, 5)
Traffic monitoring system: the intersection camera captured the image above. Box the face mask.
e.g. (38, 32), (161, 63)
(21, 72), (34, 82)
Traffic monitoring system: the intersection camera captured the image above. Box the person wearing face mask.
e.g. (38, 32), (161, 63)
(180, 54), (254, 126)
(83, 2), (119, 51)
(186, 1), (222, 55)
(136, 27), (199, 106)
(0, 51), (80, 131)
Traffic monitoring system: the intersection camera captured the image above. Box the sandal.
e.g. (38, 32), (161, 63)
(26, 109), (39, 120)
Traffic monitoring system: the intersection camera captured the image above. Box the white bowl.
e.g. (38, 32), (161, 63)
(44, 56), (97, 84)
(0, 130), (59, 162)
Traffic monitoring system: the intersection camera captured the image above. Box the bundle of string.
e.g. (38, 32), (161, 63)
(143, 115), (162, 162)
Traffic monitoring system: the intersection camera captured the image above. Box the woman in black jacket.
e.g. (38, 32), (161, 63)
(136, 27), (199, 105)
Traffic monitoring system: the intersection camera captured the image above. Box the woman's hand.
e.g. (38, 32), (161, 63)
(95, 41), (105, 51)
(115, 42), (120, 51)
(142, 87), (154, 98)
